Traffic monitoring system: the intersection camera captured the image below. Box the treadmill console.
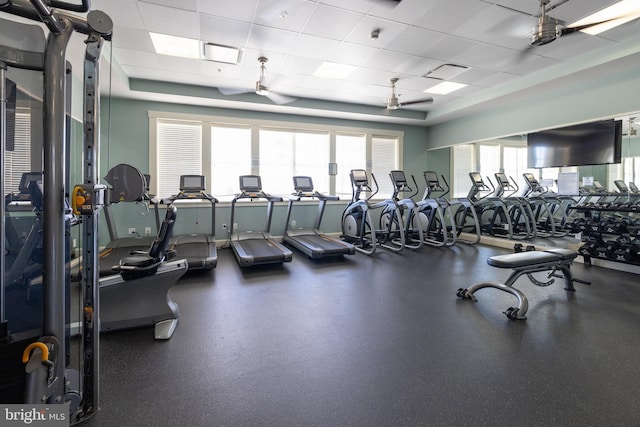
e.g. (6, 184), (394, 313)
(180, 175), (205, 192)
(293, 176), (314, 192)
(239, 175), (262, 193)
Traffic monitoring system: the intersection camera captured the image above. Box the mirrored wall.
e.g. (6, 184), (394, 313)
(446, 113), (640, 198)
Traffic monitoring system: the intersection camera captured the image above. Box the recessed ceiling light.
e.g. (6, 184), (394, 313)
(312, 62), (357, 79)
(424, 81), (467, 95)
(570, 0), (640, 35)
(203, 43), (243, 64)
(149, 32), (200, 59)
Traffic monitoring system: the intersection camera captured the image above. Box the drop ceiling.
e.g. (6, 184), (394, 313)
(82, 0), (640, 125)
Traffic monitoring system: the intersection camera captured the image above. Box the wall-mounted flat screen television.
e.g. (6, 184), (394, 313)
(527, 119), (622, 168)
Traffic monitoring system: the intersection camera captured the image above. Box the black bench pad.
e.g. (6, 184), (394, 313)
(487, 248), (577, 269)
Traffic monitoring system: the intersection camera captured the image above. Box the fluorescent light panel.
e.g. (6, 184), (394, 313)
(570, 0), (640, 35)
(203, 43), (242, 64)
(312, 62), (357, 79)
(149, 32), (200, 59)
(424, 81), (466, 95)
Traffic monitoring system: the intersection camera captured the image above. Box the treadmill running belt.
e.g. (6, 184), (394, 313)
(231, 238), (292, 267)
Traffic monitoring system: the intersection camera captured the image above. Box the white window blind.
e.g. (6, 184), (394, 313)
(4, 110), (32, 192)
(452, 144), (474, 198)
(157, 120), (202, 198)
(371, 136), (398, 198)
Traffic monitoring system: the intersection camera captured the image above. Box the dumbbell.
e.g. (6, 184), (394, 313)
(579, 237), (602, 256)
(613, 239), (640, 263)
(594, 240), (619, 259)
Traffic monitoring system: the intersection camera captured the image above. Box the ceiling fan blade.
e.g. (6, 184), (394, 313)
(399, 97), (433, 107)
(561, 17), (627, 36)
(265, 92), (296, 105)
(364, 0), (402, 9)
(218, 87), (251, 96)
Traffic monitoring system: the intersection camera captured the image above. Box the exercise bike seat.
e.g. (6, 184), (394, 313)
(115, 205), (177, 279)
(487, 248), (577, 269)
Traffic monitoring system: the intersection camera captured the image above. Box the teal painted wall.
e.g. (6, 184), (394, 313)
(426, 63), (640, 149)
(97, 98), (429, 245)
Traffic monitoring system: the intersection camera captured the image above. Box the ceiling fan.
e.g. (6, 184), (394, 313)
(386, 78), (433, 110)
(218, 57), (295, 105)
(529, 0), (634, 47)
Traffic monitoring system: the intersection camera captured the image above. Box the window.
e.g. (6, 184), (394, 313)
(3, 110), (31, 192)
(335, 133), (366, 199)
(150, 112), (402, 201)
(156, 119), (201, 198)
(452, 144), (475, 198)
(371, 136), (398, 198)
(478, 144), (501, 187)
(259, 129), (329, 196)
(212, 125), (251, 198)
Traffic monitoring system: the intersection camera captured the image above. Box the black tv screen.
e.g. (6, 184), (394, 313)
(527, 119), (622, 168)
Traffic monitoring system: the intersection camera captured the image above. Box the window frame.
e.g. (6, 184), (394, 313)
(149, 111), (403, 203)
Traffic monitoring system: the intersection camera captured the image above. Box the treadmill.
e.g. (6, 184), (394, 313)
(165, 175), (217, 270)
(284, 176), (355, 258)
(229, 175), (293, 267)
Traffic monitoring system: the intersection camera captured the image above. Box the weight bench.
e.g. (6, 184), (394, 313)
(456, 248), (587, 320)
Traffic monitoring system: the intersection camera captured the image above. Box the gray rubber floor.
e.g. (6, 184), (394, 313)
(83, 243), (640, 426)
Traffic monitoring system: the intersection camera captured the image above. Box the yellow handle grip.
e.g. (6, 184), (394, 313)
(22, 342), (49, 364)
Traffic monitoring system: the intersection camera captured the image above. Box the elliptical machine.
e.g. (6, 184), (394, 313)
(341, 170), (377, 255)
(388, 170), (423, 250)
(341, 169), (405, 254)
(414, 171), (457, 247)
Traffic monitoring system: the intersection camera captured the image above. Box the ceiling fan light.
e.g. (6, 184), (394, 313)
(256, 80), (269, 96)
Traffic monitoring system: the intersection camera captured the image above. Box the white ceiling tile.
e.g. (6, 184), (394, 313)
(254, 0), (317, 32)
(280, 56), (325, 75)
(385, 26), (446, 57)
(246, 25), (299, 53)
(290, 34), (341, 61)
(413, 0), (492, 33)
(138, 2), (199, 38)
(324, 42), (379, 66)
(344, 16), (408, 49)
(114, 48), (161, 68)
(452, 43), (522, 71)
(368, 0), (440, 26)
(111, 26), (155, 52)
(91, 0), (146, 30)
(199, 15), (252, 48)
(421, 36), (479, 62)
(197, 0), (258, 22)
(472, 71), (520, 88)
(302, 4), (365, 41)
(139, 0), (197, 10)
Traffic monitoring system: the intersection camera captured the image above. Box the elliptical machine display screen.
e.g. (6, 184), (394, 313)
(351, 169), (368, 185)
(390, 170), (406, 185)
(424, 171), (438, 184)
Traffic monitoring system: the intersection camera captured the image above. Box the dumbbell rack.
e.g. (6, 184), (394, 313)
(569, 203), (640, 267)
